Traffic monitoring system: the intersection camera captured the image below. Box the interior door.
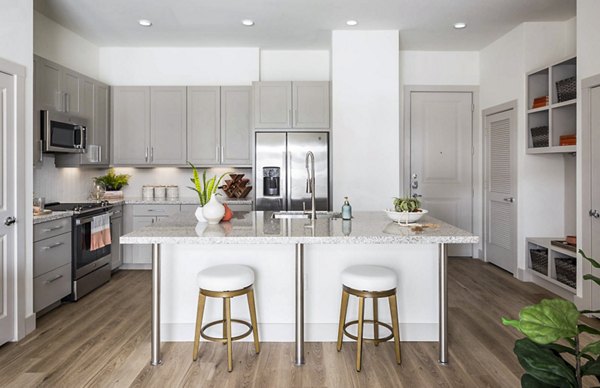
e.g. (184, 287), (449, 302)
(410, 92), (473, 256)
(485, 108), (517, 274)
(0, 71), (16, 346)
(590, 86), (600, 311)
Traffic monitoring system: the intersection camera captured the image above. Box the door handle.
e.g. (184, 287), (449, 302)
(590, 209), (600, 219)
(411, 181), (419, 189)
(4, 216), (16, 226)
(503, 197), (515, 203)
(412, 193), (422, 198)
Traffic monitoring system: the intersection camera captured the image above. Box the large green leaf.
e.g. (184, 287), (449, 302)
(580, 250), (600, 268)
(582, 357), (600, 377)
(521, 373), (556, 388)
(514, 338), (577, 387)
(584, 274), (600, 287)
(579, 324), (600, 336)
(582, 341), (600, 356)
(502, 299), (580, 344)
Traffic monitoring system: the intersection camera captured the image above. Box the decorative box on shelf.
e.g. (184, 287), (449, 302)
(102, 190), (124, 199)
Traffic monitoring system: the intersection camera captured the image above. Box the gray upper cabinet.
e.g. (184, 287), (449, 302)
(253, 81), (292, 129)
(150, 87), (187, 165)
(253, 81), (330, 129)
(94, 83), (110, 165)
(292, 82), (330, 128)
(36, 57), (62, 112)
(187, 86), (220, 166)
(221, 86), (252, 165)
(112, 86), (151, 165)
(62, 68), (81, 114)
(33, 57), (42, 166)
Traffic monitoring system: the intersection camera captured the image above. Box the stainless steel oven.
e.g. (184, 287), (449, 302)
(42, 110), (87, 153)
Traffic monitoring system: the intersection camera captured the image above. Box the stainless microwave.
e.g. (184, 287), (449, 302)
(42, 110), (87, 153)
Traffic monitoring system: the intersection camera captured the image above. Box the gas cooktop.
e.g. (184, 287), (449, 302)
(46, 201), (112, 215)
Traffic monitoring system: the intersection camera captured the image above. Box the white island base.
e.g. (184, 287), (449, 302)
(161, 243), (439, 343)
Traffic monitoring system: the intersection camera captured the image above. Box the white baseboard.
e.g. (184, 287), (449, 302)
(25, 313), (36, 336)
(119, 263), (151, 270)
(161, 322), (438, 342)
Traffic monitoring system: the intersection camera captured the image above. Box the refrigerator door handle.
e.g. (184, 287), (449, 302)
(287, 150), (292, 211)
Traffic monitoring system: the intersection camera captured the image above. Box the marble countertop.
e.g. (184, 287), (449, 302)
(120, 211), (479, 245)
(76, 197), (253, 206)
(33, 211), (73, 224)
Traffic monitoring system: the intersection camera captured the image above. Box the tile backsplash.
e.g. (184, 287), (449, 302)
(33, 156), (253, 202)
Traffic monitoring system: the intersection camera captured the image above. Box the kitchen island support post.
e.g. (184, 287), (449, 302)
(295, 243), (305, 365)
(439, 243), (448, 364)
(151, 243), (162, 366)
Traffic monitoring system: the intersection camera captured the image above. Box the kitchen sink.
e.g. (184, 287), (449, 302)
(271, 211), (342, 219)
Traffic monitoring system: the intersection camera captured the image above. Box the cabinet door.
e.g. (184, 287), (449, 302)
(112, 86), (151, 165)
(131, 217), (154, 265)
(33, 58), (42, 166)
(36, 57), (63, 112)
(292, 82), (330, 129)
(150, 87), (187, 165)
(110, 217), (122, 270)
(253, 82), (292, 129)
(80, 78), (96, 165)
(94, 83), (110, 165)
(187, 86), (220, 165)
(62, 68), (81, 114)
(221, 86), (252, 165)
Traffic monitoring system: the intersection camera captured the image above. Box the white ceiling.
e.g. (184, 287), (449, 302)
(34, 0), (575, 50)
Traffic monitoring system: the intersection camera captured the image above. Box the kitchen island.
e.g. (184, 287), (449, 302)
(120, 211), (478, 367)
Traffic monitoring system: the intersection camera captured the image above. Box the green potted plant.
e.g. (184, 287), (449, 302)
(502, 250), (600, 387)
(187, 162), (229, 223)
(93, 168), (130, 199)
(385, 197), (428, 224)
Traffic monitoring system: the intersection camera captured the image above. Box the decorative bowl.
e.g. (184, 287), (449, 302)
(384, 209), (428, 224)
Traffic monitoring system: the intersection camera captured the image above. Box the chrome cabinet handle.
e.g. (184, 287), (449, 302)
(294, 109), (298, 126)
(145, 147), (148, 162)
(216, 145), (220, 162)
(44, 274), (63, 284)
(42, 225), (63, 232)
(289, 109), (292, 126)
(590, 209), (600, 219)
(39, 140), (44, 163)
(42, 242), (64, 250)
(63, 92), (67, 112)
(503, 197), (515, 203)
(66, 93), (70, 112)
(99, 146), (102, 163)
(147, 209), (164, 212)
(221, 146), (224, 163)
(150, 147), (154, 162)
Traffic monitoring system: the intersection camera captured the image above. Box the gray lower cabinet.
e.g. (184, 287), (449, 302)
(253, 81), (330, 129)
(150, 87), (187, 165)
(33, 218), (72, 313)
(110, 206), (123, 270)
(187, 86), (221, 165)
(112, 86), (151, 165)
(181, 203), (253, 213)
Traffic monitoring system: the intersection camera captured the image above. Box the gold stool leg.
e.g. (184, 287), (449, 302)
(373, 298), (379, 347)
(247, 288), (260, 354)
(192, 293), (206, 361)
(222, 298), (227, 346)
(337, 290), (350, 351)
(225, 297), (233, 372)
(356, 296), (365, 372)
(388, 294), (402, 365)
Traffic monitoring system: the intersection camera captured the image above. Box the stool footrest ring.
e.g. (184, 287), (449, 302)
(200, 319), (254, 343)
(343, 320), (394, 344)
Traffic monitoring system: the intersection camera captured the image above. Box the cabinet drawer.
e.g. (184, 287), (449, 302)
(34, 217), (72, 242)
(33, 233), (72, 278)
(111, 205), (124, 218)
(34, 263), (71, 313)
(132, 204), (180, 216)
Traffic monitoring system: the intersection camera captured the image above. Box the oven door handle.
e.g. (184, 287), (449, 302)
(76, 212), (113, 225)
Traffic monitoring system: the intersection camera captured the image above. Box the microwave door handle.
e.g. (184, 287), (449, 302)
(77, 126), (86, 150)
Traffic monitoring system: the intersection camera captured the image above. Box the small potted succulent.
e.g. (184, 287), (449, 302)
(187, 162), (229, 224)
(93, 168), (130, 199)
(385, 197), (428, 224)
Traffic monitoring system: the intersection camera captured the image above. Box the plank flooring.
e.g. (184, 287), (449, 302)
(0, 259), (598, 387)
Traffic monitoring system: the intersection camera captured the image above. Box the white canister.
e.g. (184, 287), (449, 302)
(142, 185), (154, 200)
(154, 185), (166, 199)
(166, 185), (179, 199)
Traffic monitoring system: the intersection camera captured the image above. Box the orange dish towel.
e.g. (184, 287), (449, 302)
(90, 214), (111, 251)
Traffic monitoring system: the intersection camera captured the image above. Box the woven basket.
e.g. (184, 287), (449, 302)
(555, 257), (576, 288)
(530, 249), (548, 274)
(530, 126), (549, 148)
(556, 77), (576, 103)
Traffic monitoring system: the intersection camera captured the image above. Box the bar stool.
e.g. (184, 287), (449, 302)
(337, 265), (401, 372)
(192, 264), (260, 372)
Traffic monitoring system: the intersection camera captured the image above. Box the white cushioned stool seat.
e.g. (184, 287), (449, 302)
(341, 265), (397, 292)
(197, 265), (254, 291)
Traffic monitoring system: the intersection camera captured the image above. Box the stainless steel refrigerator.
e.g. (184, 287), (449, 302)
(255, 132), (329, 211)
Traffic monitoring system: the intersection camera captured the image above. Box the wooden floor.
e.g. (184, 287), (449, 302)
(1, 259), (598, 387)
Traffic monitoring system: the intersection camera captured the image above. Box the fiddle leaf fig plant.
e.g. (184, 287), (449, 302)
(502, 250), (600, 387)
(187, 162), (229, 206)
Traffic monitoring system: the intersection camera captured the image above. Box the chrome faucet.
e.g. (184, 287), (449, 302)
(305, 151), (316, 220)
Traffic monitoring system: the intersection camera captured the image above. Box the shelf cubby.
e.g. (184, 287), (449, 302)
(527, 238), (577, 294)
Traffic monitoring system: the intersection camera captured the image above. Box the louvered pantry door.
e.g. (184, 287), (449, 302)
(485, 108), (517, 274)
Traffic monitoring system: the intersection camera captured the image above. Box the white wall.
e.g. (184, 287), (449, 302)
(98, 47), (260, 85)
(33, 11), (100, 79)
(400, 51), (479, 86)
(332, 31), (400, 210)
(260, 50), (330, 81)
(480, 20), (576, 275)
(0, 0), (34, 327)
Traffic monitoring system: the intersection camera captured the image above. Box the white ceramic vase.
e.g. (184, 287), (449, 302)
(202, 196), (225, 225)
(195, 206), (208, 223)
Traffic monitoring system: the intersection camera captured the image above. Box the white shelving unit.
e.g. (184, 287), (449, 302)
(527, 238), (577, 294)
(526, 56), (577, 154)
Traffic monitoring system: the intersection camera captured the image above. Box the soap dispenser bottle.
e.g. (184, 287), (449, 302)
(342, 197), (352, 220)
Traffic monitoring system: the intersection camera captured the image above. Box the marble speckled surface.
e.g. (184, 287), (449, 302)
(33, 211), (73, 224)
(77, 197), (252, 206)
(121, 211), (479, 245)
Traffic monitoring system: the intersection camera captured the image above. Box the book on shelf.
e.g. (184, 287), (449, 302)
(559, 134), (576, 146)
(531, 96), (549, 109)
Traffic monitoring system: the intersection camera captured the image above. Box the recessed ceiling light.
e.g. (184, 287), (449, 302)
(346, 20), (358, 26)
(454, 22), (467, 29)
(138, 19), (152, 27)
(242, 19), (255, 26)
